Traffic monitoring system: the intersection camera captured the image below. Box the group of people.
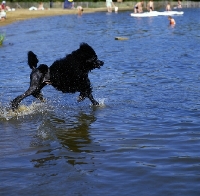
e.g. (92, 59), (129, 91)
(134, 0), (154, 13)
(133, 0), (182, 25)
(166, 1), (181, 11)
(28, 2), (84, 16)
(105, 0), (179, 26)
(0, 0), (182, 23)
(134, 0), (181, 13)
(165, 0), (180, 25)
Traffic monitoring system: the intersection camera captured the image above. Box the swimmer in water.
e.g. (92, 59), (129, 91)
(168, 16), (176, 25)
(77, 6), (83, 16)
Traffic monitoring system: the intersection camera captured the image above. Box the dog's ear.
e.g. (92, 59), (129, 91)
(79, 43), (96, 55)
(28, 51), (39, 70)
(80, 43), (91, 50)
(80, 42), (88, 47)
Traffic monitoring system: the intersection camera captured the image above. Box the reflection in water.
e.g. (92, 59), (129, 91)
(31, 110), (98, 168)
(56, 112), (96, 152)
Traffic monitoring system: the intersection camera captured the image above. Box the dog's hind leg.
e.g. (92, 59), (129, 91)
(11, 86), (45, 110)
(11, 89), (35, 110)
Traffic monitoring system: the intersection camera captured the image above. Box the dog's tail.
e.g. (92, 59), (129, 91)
(28, 51), (39, 70)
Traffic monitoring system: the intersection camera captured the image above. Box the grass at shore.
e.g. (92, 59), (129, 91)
(0, 34), (5, 45)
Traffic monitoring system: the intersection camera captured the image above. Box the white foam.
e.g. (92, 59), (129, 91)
(0, 102), (48, 120)
(90, 98), (106, 107)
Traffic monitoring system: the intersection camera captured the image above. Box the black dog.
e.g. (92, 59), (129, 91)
(11, 43), (104, 110)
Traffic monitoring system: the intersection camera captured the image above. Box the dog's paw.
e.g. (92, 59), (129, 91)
(10, 100), (19, 111)
(11, 103), (18, 111)
(77, 96), (85, 102)
(92, 100), (99, 106)
(40, 98), (46, 102)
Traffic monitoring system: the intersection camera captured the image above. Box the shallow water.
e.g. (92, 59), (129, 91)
(1, 8), (200, 195)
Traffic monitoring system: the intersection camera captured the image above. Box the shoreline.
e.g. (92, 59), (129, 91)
(0, 8), (131, 27)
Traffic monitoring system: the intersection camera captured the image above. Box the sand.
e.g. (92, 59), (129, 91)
(0, 8), (108, 27)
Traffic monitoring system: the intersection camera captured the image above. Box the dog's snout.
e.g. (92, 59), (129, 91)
(98, 60), (104, 66)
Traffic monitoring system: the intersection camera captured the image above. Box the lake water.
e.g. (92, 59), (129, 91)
(0, 8), (200, 195)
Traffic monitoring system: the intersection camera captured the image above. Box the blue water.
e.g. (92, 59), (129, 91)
(0, 8), (200, 195)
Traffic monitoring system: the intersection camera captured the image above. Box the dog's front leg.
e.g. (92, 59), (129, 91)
(77, 92), (99, 105)
(33, 92), (45, 102)
(88, 93), (99, 106)
(32, 84), (47, 102)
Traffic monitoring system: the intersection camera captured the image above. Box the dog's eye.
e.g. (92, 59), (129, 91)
(92, 57), (97, 62)
(87, 56), (97, 63)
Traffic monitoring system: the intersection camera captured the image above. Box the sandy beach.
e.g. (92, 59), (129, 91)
(0, 8), (109, 27)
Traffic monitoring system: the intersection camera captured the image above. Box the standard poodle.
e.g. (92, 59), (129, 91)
(11, 43), (104, 110)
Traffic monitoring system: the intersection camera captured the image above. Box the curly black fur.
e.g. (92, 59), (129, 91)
(11, 43), (104, 110)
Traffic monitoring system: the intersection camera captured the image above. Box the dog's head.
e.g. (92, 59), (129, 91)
(78, 43), (104, 71)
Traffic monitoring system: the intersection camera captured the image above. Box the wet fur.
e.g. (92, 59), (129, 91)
(11, 43), (104, 110)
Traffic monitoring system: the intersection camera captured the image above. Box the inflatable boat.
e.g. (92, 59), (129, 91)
(152, 11), (184, 15)
(130, 12), (158, 17)
(131, 11), (184, 17)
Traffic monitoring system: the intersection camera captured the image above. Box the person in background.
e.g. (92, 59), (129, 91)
(177, 0), (182, 8)
(1, 1), (5, 10)
(134, 1), (144, 13)
(38, 2), (44, 10)
(1, 1), (11, 11)
(166, 2), (171, 11)
(77, 6), (83, 16)
(106, 0), (115, 13)
(168, 16), (176, 25)
(147, 0), (154, 12)
(0, 6), (6, 21)
(50, 0), (53, 8)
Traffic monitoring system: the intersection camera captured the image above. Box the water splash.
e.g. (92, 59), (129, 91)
(0, 102), (49, 120)
(90, 98), (106, 108)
